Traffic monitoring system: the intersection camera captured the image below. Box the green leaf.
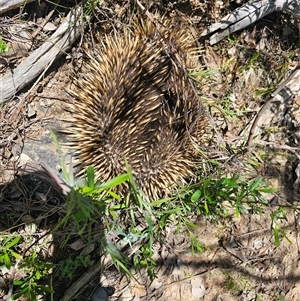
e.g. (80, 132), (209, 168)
(3, 253), (11, 268)
(151, 198), (171, 207)
(86, 166), (95, 189)
(0, 37), (9, 53)
(110, 203), (126, 210)
(191, 190), (201, 202)
(100, 174), (129, 189)
(133, 254), (139, 267)
(258, 187), (277, 193)
(273, 225), (280, 247)
(6, 236), (21, 249)
(13, 279), (25, 286)
(81, 186), (95, 194)
(249, 178), (262, 191)
(35, 269), (41, 280)
(10, 250), (21, 259)
(74, 209), (86, 223)
(235, 206), (240, 218)
(183, 219), (199, 229)
(281, 229), (292, 245)
(204, 200), (209, 214)
(107, 190), (122, 200)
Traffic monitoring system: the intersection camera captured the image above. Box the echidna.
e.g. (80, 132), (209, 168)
(65, 15), (206, 200)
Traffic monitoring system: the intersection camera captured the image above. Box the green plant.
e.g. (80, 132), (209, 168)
(48, 133), (280, 293)
(171, 176), (275, 223)
(223, 270), (250, 294)
(270, 207), (292, 246)
(13, 251), (54, 301)
(0, 236), (21, 269)
(0, 37), (9, 53)
(0, 130), (281, 301)
(256, 292), (264, 301)
(0, 235), (54, 301)
(59, 164), (276, 280)
(239, 51), (261, 72)
(60, 255), (91, 280)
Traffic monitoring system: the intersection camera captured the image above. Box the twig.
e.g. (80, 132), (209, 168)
(245, 64), (300, 152)
(253, 140), (300, 159)
(32, 9), (56, 38)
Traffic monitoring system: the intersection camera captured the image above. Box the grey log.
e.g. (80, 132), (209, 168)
(0, 0), (36, 14)
(201, 0), (300, 45)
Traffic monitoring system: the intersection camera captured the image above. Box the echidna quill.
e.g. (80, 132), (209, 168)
(65, 15), (206, 200)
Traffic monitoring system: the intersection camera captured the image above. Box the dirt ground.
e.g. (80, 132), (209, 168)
(1, 0), (300, 300)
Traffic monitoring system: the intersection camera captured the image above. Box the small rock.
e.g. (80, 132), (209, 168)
(69, 239), (86, 251)
(27, 104), (36, 118)
(43, 22), (57, 31)
(227, 46), (236, 56)
(80, 242), (95, 255)
(150, 279), (163, 290)
(91, 286), (108, 301)
(282, 26), (294, 36)
(11, 144), (22, 157)
(18, 153), (32, 167)
(191, 276), (207, 298)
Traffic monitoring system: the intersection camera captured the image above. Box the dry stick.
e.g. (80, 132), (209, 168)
(8, 55), (57, 117)
(24, 55), (56, 97)
(40, 160), (71, 195)
(245, 95), (274, 152)
(254, 140), (300, 160)
(245, 64), (300, 152)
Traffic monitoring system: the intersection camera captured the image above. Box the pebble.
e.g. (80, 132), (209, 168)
(91, 286), (108, 301)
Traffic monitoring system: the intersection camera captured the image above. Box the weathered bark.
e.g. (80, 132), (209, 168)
(201, 0), (300, 45)
(0, 0), (36, 14)
(0, 7), (87, 103)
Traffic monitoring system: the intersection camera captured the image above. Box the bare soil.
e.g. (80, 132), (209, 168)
(1, 0), (300, 300)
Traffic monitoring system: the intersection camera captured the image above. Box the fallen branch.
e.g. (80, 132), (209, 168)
(0, 0), (36, 14)
(0, 6), (88, 103)
(201, 0), (300, 45)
